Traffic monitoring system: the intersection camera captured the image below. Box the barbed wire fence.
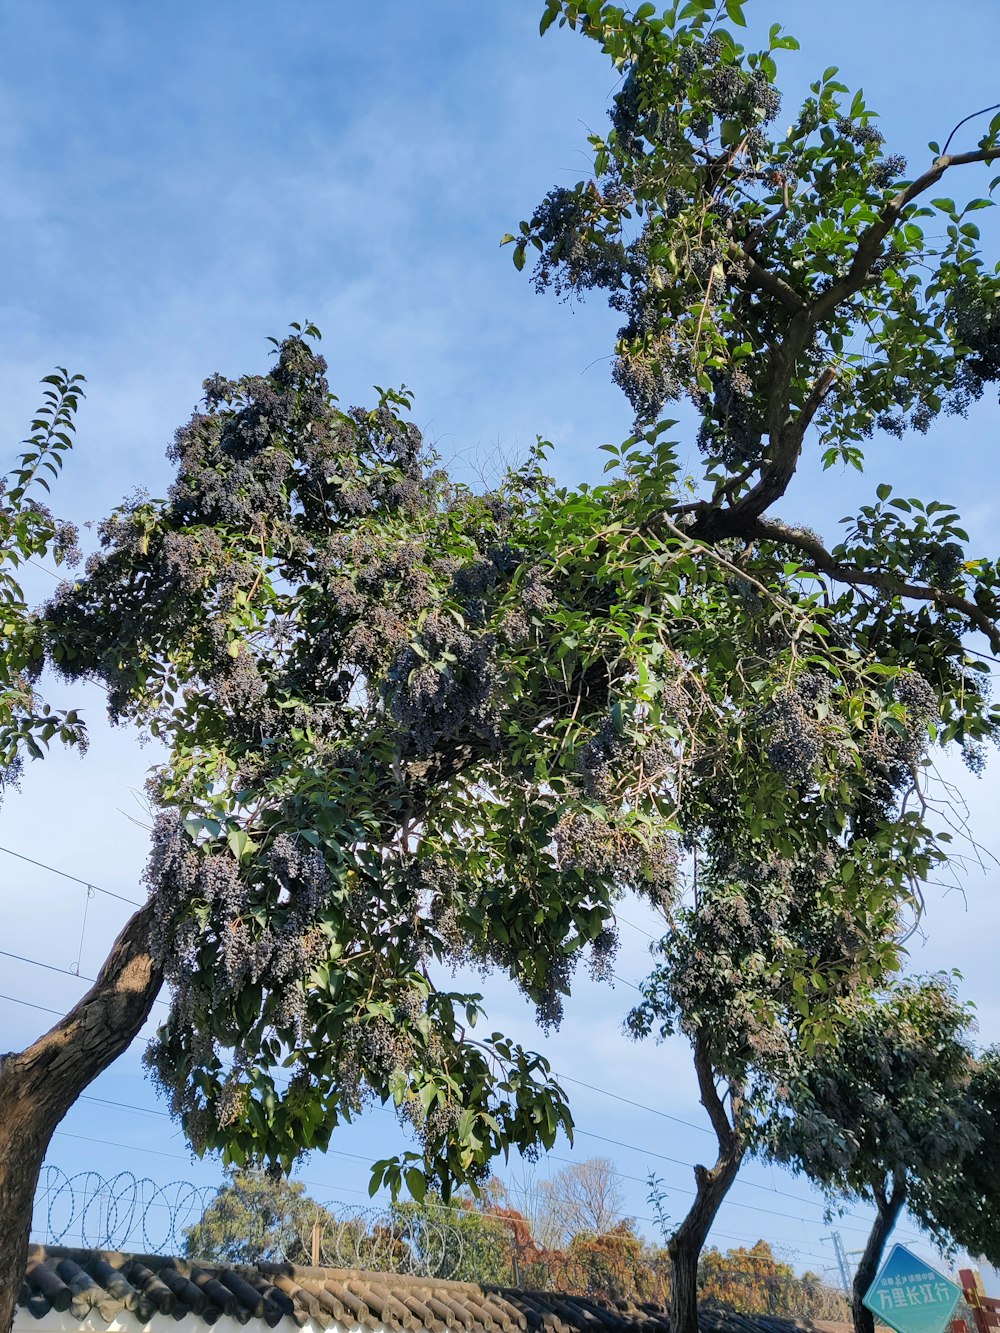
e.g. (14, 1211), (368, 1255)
(31, 1166), (851, 1320)
(32, 1167), (481, 1279)
(33, 1167), (217, 1258)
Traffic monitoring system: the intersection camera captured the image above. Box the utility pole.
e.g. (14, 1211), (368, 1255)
(825, 1231), (852, 1294)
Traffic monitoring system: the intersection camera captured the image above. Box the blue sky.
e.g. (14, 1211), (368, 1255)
(3, 0), (1000, 1284)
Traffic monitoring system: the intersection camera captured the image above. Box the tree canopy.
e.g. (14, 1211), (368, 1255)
(184, 1167), (336, 1266)
(5, 5), (1000, 1332)
(764, 976), (990, 1333)
(0, 368), (86, 795)
(508, 4), (1000, 1331)
(41, 325), (950, 1202)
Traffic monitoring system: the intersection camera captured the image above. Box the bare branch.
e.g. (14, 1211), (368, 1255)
(692, 1032), (739, 1154)
(941, 104), (1000, 158)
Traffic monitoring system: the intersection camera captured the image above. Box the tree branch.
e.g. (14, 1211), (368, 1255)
(684, 362), (838, 538)
(12, 898), (161, 1094)
(728, 242), (806, 312)
(750, 518), (1000, 655)
(692, 1031), (739, 1155)
(812, 147), (1000, 322)
(700, 144), (997, 540)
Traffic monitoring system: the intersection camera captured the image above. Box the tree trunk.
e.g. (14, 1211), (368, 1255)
(851, 1172), (907, 1333)
(668, 1036), (746, 1333)
(0, 900), (161, 1333)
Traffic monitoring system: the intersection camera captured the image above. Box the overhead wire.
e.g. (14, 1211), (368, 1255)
(0, 843), (143, 906)
(0, 948), (99, 982)
(30, 1080), (932, 1254)
(0, 991), (63, 1017)
(0, 984), (917, 1244)
(0, 948), (169, 1009)
(0, 868), (935, 1255)
(616, 913), (658, 942)
(557, 1073), (715, 1137)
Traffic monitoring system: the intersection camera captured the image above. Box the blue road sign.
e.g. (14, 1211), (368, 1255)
(864, 1244), (963, 1333)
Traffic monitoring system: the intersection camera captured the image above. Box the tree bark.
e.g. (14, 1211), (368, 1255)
(851, 1172), (907, 1333)
(668, 1036), (746, 1333)
(0, 900), (161, 1333)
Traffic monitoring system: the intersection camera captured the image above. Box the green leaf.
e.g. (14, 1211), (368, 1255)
(405, 1166), (427, 1203)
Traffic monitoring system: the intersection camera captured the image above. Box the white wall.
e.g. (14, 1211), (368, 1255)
(15, 1308), (365, 1333)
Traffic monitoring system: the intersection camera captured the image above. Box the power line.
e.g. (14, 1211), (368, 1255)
(25, 557), (60, 582)
(616, 913), (658, 942)
(0, 843), (142, 906)
(55, 1075), (881, 1238)
(568, 1112), (866, 1215)
(51, 1130), (192, 1164)
(0, 971), (927, 1250)
(0, 991), (63, 1016)
(0, 948), (94, 982)
(38, 1097), (919, 1253)
(27, 1059), (858, 1244)
(36, 1147), (836, 1267)
(0, 949), (169, 1009)
(80, 1094), (170, 1119)
(0, 1018), (842, 1239)
(611, 972), (643, 992)
(557, 1073), (716, 1137)
(575, 1126), (692, 1171)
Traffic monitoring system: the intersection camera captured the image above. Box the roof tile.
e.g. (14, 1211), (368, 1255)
(19, 1245), (852, 1333)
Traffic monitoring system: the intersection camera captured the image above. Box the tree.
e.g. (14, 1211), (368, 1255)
(0, 330), (820, 1318)
(699, 1240), (848, 1321)
(906, 1049), (1000, 1270)
(626, 851), (896, 1333)
(536, 1157), (626, 1247)
(509, 4), (1000, 1332)
(0, 368), (87, 786)
(0, 373), (164, 1332)
(765, 977), (984, 1333)
(393, 1186), (521, 1284)
(2, 329), (958, 1333)
(7, 2), (1000, 1328)
(184, 1167), (337, 1265)
(34, 324), (948, 1215)
(528, 1223), (671, 1304)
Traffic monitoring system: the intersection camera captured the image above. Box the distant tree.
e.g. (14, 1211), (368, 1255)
(537, 1157), (627, 1247)
(906, 1049), (1000, 1269)
(700, 1240), (795, 1314)
(765, 977), (985, 1333)
(393, 1185), (520, 1284)
(185, 1167), (336, 1265)
(699, 1240), (848, 1321)
(537, 1223), (671, 1304)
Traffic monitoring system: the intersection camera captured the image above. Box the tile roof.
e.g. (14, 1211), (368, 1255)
(19, 1245), (850, 1333)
